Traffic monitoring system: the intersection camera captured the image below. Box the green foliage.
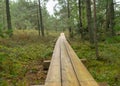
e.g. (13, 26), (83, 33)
(10, 0), (54, 31)
(0, 30), (55, 85)
(0, 24), (4, 37)
(70, 37), (120, 86)
(0, 23), (13, 38)
(105, 36), (120, 43)
(7, 29), (13, 37)
(10, 0), (38, 29)
(115, 4), (120, 32)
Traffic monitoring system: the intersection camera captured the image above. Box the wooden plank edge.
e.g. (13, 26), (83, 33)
(80, 59), (87, 64)
(43, 60), (51, 70)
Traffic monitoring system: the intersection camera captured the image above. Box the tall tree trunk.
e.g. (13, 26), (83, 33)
(109, 0), (115, 36)
(93, 0), (99, 59)
(37, 3), (40, 36)
(67, 0), (72, 38)
(38, 0), (44, 37)
(86, 0), (94, 43)
(6, 0), (12, 36)
(106, 0), (115, 36)
(106, 0), (110, 32)
(2, 0), (5, 29)
(78, 0), (83, 39)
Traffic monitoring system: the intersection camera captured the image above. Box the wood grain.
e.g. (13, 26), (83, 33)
(45, 33), (99, 86)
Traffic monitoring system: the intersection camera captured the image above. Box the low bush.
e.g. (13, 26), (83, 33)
(0, 30), (56, 85)
(70, 37), (120, 86)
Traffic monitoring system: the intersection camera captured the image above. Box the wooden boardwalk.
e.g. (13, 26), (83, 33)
(44, 33), (99, 86)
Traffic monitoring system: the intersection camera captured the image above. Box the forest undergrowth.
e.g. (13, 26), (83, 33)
(0, 30), (59, 86)
(70, 36), (120, 86)
(0, 30), (120, 86)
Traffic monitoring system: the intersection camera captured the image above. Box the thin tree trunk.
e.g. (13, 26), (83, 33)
(37, 3), (40, 36)
(67, 0), (72, 38)
(93, 0), (99, 59)
(2, 0), (5, 29)
(86, 0), (94, 43)
(110, 0), (115, 36)
(6, 0), (12, 36)
(78, 0), (83, 39)
(38, 0), (44, 37)
(106, 0), (115, 36)
(106, 0), (110, 32)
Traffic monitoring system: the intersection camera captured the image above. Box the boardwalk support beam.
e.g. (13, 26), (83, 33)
(43, 60), (51, 70)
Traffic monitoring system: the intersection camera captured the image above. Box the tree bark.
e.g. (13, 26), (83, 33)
(93, 0), (99, 59)
(106, 0), (115, 36)
(78, 0), (83, 39)
(37, 3), (40, 36)
(106, 0), (110, 32)
(67, 0), (72, 38)
(38, 0), (44, 37)
(6, 0), (12, 36)
(109, 0), (115, 36)
(2, 0), (5, 29)
(86, 0), (94, 43)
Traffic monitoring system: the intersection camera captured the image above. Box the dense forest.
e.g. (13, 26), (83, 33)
(0, 0), (120, 86)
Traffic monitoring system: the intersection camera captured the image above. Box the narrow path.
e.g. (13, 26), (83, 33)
(45, 33), (99, 86)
